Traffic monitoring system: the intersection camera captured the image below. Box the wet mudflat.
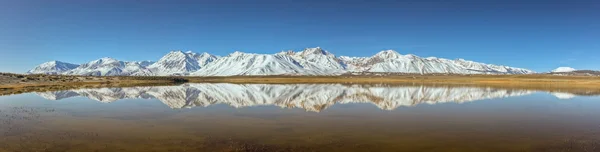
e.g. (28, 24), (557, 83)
(0, 83), (599, 152)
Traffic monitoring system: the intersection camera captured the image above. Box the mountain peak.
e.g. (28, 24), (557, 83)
(41, 60), (73, 67)
(158, 51), (192, 62)
(374, 50), (401, 59)
(85, 57), (118, 64)
(92, 57), (120, 64)
(143, 50), (219, 75)
(99, 57), (113, 59)
(299, 47), (331, 56)
(42, 60), (61, 65)
(551, 67), (576, 73)
(28, 60), (80, 74)
(230, 51), (250, 56)
(277, 50), (295, 56)
(167, 50), (186, 55)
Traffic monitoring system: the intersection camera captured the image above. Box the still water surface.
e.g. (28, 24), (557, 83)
(0, 83), (599, 151)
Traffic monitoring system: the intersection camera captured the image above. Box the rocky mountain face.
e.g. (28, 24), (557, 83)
(28, 47), (534, 76)
(36, 84), (535, 112)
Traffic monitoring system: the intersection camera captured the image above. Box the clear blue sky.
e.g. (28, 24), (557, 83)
(1, 0), (598, 73)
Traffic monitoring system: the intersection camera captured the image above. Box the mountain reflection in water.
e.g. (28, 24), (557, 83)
(36, 83), (534, 112)
(1, 83), (600, 151)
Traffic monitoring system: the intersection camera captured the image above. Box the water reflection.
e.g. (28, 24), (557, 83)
(36, 83), (535, 112)
(2, 84), (600, 151)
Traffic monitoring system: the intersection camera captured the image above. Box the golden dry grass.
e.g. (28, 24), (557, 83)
(187, 75), (600, 95)
(188, 74), (600, 86)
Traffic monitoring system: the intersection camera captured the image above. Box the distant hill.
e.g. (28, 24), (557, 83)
(551, 67), (576, 73)
(548, 70), (600, 76)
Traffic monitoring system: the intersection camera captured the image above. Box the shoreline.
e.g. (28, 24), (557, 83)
(1, 73), (600, 96)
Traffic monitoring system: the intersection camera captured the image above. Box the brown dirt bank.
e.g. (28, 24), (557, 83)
(0, 73), (186, 96)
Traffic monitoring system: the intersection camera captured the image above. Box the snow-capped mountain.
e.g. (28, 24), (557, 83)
(36, 84), (535, 112)
(551, 67), (576, 73)
(453, 58), (533, 74)
(286, 47), (347, 74)
(340, 50), (532, 74)
(193, 52), (314, 76)
(355, 50), (467, 73)
(28, 47), (535, 76)
(27, 61), (79, 74)
(64, 57), (148, 76)
(140, 51), (218, 76)
(192, 48), (533, 76)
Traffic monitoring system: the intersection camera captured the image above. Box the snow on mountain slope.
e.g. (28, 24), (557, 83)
(134, 61), (155, 67)
(551, 67), (576, 73)
(363, 50), (466, 74)
(287, 47), (347, 74)
(30, 47), (534, 75)
(337, 50), (533, 74)
(27, 61), (79, 74)
(193, 52), (316, 76)
(190, 52), (219, 67)
(343, 50), (534, 74)
(37, 84), (535, 112)
(63, 58), (146, 76)
(140, 51), (217, 76)
(453, 59), (533, 74)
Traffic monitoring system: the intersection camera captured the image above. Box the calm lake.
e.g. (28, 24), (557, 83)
(0, 83), (599, 152)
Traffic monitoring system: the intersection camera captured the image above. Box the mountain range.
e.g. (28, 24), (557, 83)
(36, 84), (536, 112)
(28, 47), (535, 76)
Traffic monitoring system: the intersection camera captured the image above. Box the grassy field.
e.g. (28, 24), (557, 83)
(2, 73), (600, 96)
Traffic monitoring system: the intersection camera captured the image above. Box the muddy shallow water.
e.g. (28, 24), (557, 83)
(0, 83), (599, 152)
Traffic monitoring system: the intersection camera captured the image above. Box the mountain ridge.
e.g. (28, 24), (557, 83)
(27, 61), (79, 74)
(28, 47), (535, 76)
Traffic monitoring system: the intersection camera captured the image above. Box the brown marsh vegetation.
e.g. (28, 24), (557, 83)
(0, 73), (187, 96)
